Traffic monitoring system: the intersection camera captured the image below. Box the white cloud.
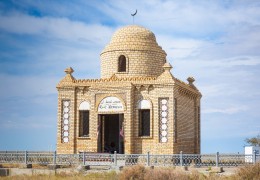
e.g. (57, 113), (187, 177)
(203, 106), (248, 114)
(199, 84), (225, 97)
(0, 12), (114, 45)
(98, 0), (260, 37)
(0, 74), (57, 97)
(156, 35), (206, 59)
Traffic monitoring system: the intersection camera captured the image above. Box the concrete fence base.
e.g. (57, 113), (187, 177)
(19, 164), (32, 169)
(211, 167), (224, 173)
(47, 164), (61, 170)
(76, 165), (90, 171)
(1, 168), (80, 176)
(0, 168), (9, 176)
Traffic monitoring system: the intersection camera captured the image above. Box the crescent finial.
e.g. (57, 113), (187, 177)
(131, 9), (137, 16)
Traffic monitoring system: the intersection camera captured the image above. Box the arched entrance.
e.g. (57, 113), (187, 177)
(97, 96), (125, 154)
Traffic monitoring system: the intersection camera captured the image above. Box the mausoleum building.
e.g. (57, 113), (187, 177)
(56, 25), (202, 154)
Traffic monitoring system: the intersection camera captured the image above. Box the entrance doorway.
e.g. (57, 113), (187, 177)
(98, 114), (124, 154)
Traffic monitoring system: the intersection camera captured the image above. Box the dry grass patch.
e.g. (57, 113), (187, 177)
(144, 168), (196, 180)
(1, 163), (260, 180)
(0, 171), (118, 180)
(119, 165), (146, 180)
(118, 165), (209, 180)
(227, 163), (260, 180)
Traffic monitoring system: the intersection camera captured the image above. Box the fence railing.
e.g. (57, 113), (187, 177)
(0, 151), (259, 167)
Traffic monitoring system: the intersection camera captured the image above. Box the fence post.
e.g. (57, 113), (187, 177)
(5, 151), (7, 162)
(24, 151), (28, 165)
(180, 151), (183, 166)
(216, 152), (219, 167)
(16, 151), (18, 162)
(53, 151), (57, 165)
(147, 151), (150, 166)
(83, 151), (86, 166)
(114, 151), (117, 166)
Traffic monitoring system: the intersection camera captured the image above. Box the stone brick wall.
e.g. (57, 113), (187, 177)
(56, 79), (201, 154)
(132, 84), (175, 154)
(56, 25), (201, 155)
(100, 25), (166, 78)
(101, 51), (166, 78)
(56, 87), (76, 154)
(172, 86), (201, 154)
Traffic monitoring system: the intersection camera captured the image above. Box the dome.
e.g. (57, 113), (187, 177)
(101, 25), (166, 54)
(100, 25), (167, 78)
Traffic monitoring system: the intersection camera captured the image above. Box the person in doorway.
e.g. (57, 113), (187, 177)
(110, 142), (116, 153)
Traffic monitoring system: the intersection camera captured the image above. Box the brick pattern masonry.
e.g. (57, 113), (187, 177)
(56, 25), (202, 154)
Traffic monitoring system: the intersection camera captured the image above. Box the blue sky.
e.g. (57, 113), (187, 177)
(0, 0), (260, 153)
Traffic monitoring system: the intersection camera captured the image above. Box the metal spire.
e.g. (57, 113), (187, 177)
(131, 9), (137, 24)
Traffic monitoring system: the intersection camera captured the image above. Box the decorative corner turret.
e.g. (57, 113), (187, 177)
(57, 67), (76, 87)
(157, 62), (174, 81)
(64, 67), (74, 75)
(187, 76), (198, 90)
(163, 62), (172, 72)
(187, 77), (195, 85)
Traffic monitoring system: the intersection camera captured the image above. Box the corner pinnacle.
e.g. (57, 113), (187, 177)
(64, 67), (74, 75)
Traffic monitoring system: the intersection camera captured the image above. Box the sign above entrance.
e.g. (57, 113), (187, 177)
(98, 96), (124, 112)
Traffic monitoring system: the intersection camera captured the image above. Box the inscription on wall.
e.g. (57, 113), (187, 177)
(98, 96), (124, 112)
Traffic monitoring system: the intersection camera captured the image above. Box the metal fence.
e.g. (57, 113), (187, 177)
(0, 151), (259, 167)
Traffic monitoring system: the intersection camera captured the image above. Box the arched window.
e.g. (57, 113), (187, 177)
(79, 101), (90, 137)
(118, 55), (126, 72)
(138, 100), (151, 137)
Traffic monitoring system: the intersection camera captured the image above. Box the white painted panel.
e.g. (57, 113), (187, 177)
(138, 100), (151, 109)
(161, 137), (167, 143)
(64, 113), (69, 118)
(245, 146), (253, 155)
(245, 146), (260, 155)
(64, 107), (69, 113)
(64, 101), (70, 107)
(162, 118), (167, 123)
(64, 132), (69, 136)
(79, 101), (90, 110)
(161, 99), (167, 105)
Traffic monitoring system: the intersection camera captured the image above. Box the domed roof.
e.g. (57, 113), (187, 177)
(101, 25), (166, 55)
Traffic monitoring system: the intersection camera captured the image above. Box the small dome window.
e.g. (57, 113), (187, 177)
(118, 55), (126, 72)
